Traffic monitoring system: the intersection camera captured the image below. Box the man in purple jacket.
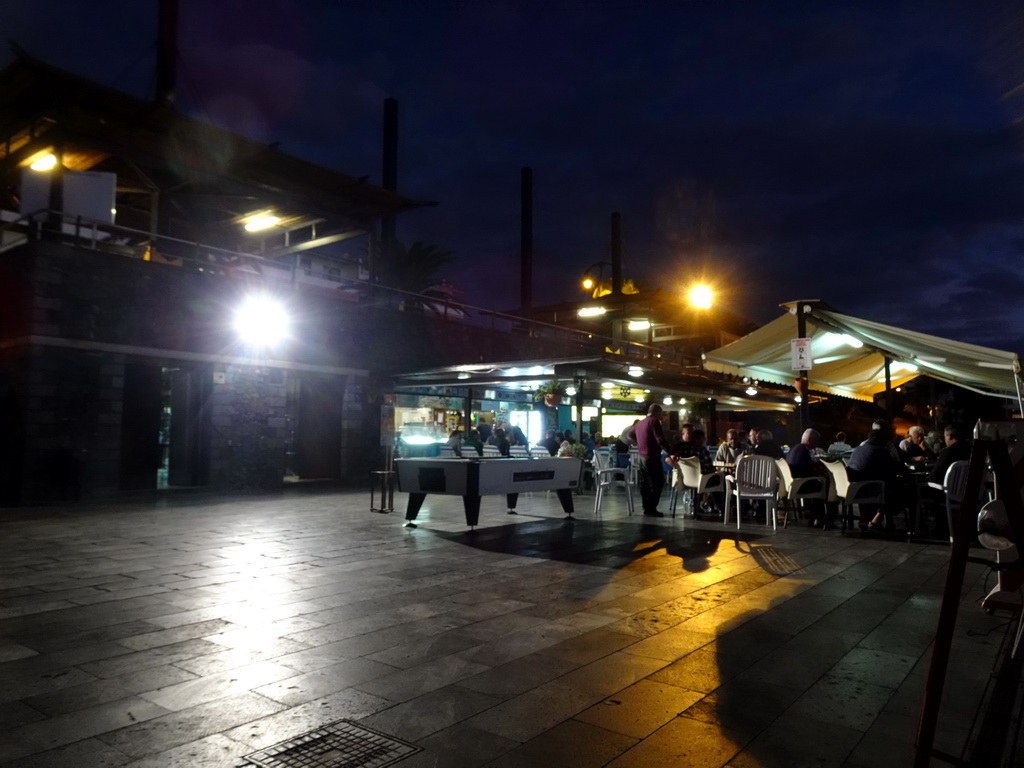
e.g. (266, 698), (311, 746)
(629, 404), (676, 517)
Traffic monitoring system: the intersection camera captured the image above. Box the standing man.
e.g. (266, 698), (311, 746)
(629, 404), (676, 517)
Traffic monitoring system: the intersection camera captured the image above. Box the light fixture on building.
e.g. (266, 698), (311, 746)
(634, 395), (644, 403)
(602, 390), (612, 399)
(565, 386), (577, 396)
(628, 319), (651, 331)
(794, 395), (803, 404)
(628, 366), (643, 377)
(577, 306), (607, 317)
(663, 396), (673, 406)
(745, 386), (758, 396)
(234, 294), (289, 349)
(29, 153), (58, 171)
(601, 381), (614, 388)
(243, 213), (281, 232)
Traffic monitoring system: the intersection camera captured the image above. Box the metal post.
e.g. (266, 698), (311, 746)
(796, 304), (810, 432)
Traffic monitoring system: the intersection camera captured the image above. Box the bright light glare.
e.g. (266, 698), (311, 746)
(243, 214), (280, 232)
(30, 153), (57, 171)
(745, 386), (758, 396)
(578, 306), (607, 317)
(688, 284), (714, 309)
(628, 320), (651, 331)
(234, 296), (289, 348)
(582, 277), (595, 290)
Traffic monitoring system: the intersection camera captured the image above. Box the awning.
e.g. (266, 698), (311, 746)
(703, 300), (1023, 408)
(393, 355), (796, 412)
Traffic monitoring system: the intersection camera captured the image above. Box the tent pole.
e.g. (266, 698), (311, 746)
(796, 305), (810, 432)
(884, 357), (892, 421)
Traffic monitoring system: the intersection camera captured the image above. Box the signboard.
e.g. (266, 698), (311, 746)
(790, 338), (812, 371)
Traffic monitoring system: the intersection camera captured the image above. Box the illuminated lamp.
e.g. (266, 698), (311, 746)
(30, 153), (58, 171)
(243, 214), (281, 232)
(578, 306), (607, 317)
(234, 295), (289, 348)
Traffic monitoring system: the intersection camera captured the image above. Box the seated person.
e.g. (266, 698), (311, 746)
(899, 425), (935, 464)
(714, 429), (743, 466)
(827, 431), (852, 456)
(580, 432), (596, 460)
(489, 428), (511, 457)
(751, 429), (785, 460)
(928, 424), (972, 486)
(786, 428), (829, 526)
(462, 429), (484, 457)
(846, 420), (909, 532)
(536, 429), (561, 456)
(445, 429), (464, 457)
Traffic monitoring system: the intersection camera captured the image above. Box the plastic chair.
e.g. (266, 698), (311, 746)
(482, 445), (501, 458)
(724, 455), (781, 530)
(439, 446), (458, 459)
(669, 456), (724, 518)
(530, 447), (551, 458)
(775, 458), (828, 528)
(628, 447), (641, 487)
(943, 460), (985, 543)
(820, 459), (885, 532)
(509, 445), (528, 457)
(593, 446), (634, 516)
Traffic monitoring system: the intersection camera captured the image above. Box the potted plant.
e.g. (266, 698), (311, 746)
(534, 380), (567, 406)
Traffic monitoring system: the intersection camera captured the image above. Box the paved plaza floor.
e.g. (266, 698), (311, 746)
(0, 486), (1020, 767)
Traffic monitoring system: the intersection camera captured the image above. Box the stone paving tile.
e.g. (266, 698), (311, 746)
(0, 737), (132, 767)
(396, 723), (520, 768)
(95, 691), (285, 758)
(139, 660), (297, 711)
(353, 654), (492, 703)
(487, 718), (637, 767)
(605, 714), (743, 768)
(114, 733), (251, 768)
(23, 663), (198, 715)
(253, 657), (399, 706)
(221, 687), (395, 750)
(456, 652), (578, 697)
(358, 683), (505, 742)
(7, 694), (170, 754)
(574, 678), (705, 739)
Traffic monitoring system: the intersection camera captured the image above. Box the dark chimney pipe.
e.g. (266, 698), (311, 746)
(379, 98), (399, 274)
(156, 0), (179, 107)
(611, 212), (623, 296)
(520, 167), (533, 312)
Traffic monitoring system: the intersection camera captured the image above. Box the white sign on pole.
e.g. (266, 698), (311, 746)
(791, 338), (812, 371)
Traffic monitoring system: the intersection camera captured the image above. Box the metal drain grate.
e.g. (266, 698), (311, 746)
(241, 720), (421, 768)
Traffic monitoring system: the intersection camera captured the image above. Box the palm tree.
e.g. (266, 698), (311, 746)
(374, 240), (454, 295)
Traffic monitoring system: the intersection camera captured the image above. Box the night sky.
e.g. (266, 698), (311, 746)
(5, 1), (1024, 353)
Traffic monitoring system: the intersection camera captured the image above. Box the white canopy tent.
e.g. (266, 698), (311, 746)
(703, 300), (1023, 412)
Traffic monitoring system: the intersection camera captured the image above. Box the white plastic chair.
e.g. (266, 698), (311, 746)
(593, 446), (634, 516)
(775, 458), (828, 528)
(530, 447), (551, 458)
(724, 455), (781, 530)
(627, 447), (641, 486)
(509, 445), (528, 457)
(439, 446), (457, 459)
(482, 445), (501, 458)
(669, 456), (724, 518)
(820, 459), (885, 532)
(943, 460), (986, 543)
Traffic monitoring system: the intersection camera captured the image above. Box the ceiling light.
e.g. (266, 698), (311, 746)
(565, 386), (577, 396)
(628, 366), (643, 377)
(634, 395), (644, 403)
(745, 386), (758, 396)
(663, 396), (673, 405)
(601, 381), (614, 388)
(243, 214), (280, 232)
(29, 153), (57, 171)
(602, 391), (612, 399)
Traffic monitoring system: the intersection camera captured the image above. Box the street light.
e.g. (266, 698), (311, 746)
(688, 284), (714, 309)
